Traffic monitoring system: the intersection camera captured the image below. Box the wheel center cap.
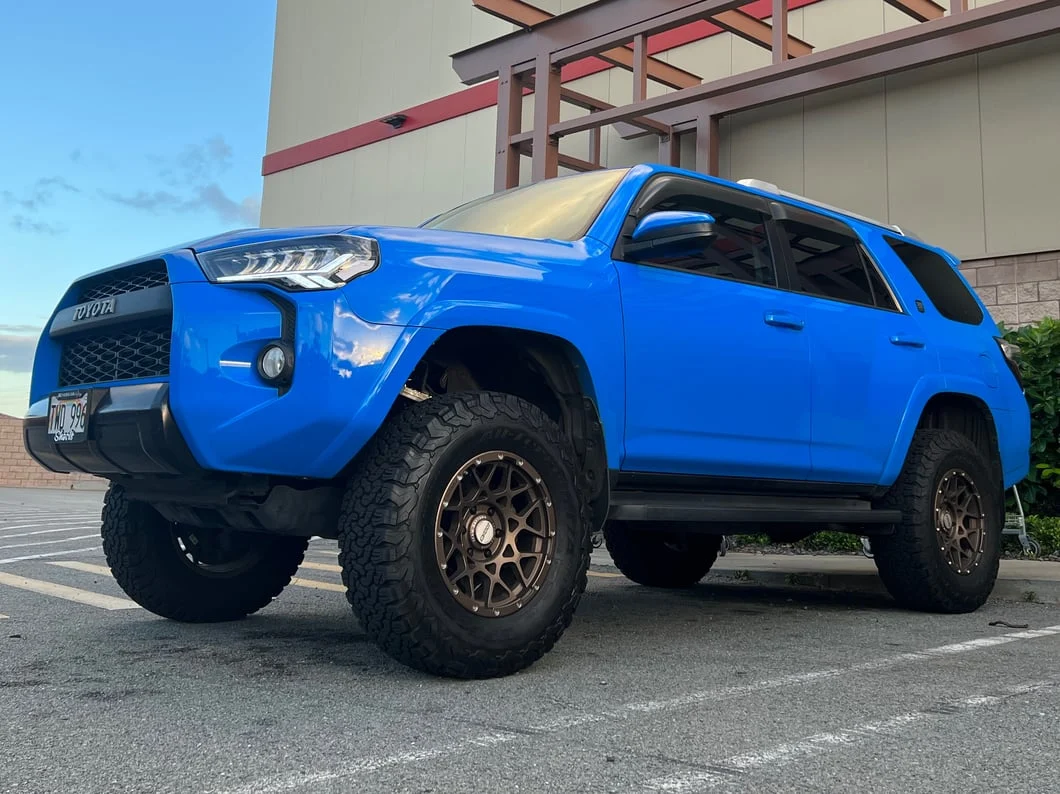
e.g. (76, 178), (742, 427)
(469, 515), (497, 546)
(940, 510), (955, 532)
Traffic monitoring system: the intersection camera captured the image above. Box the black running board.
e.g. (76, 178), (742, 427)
(608, 491), (901, 527)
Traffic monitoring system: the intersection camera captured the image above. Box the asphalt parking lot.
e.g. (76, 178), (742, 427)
(1, 486), (1059, 794)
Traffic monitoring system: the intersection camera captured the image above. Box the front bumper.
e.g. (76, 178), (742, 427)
(24, 383), (199, 476)
(27, 249), (444, 481)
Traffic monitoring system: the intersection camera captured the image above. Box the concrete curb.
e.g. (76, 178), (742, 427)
(589, 551), (1060, 605)
(703, 568), (1060, 605)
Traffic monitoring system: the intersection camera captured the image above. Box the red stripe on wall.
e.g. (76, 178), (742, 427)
(262, 0), (822, 176)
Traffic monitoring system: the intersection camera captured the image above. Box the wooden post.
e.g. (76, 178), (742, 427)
(659, 133), (680, 167)
(632, 33), (648, 102)
(772, 0), (789, 64)
(495, 65), (522, 191)
(695, 113), (720, 175)
(531, 53), (561, 182)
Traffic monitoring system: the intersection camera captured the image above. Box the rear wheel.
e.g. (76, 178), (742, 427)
(337, 391), (592, 679)
(871, 429), (1001, 613)
(603, 522), (723, 587)
(101, 483), (307, 622)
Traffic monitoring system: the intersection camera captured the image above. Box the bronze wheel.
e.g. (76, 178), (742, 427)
(934, 469), (985, 575)
(872, 428), (1001, 614)
(337, 391), (592, 678)
(435, 451), (557, 617)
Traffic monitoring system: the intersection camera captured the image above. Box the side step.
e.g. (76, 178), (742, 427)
(607, 491), (901, 527)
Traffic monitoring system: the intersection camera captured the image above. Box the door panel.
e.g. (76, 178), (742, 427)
(788, 294), (933, 482)
(769, 203), (937, 483)
(614, 176), (813, 479)
(617, 264), (812, 477)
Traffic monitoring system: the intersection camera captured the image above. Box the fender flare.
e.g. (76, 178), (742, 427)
(879, 374), (999, 488)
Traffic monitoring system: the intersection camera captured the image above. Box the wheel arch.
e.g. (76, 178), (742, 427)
(392, 325), (612, 530)
(881, 383), (1004, 497)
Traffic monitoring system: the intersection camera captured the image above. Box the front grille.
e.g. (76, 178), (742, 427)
(58, 323), (171, 388)
(57, 260), (174, 388)
(79, 262), (169, 303)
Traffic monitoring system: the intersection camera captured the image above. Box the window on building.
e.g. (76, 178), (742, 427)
(622, 192), (778, 287)
(777, 215), (898, 311)
(884, 237), (983, 325)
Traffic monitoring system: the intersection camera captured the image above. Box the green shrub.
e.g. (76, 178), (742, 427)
(1000, 317), (1060, 513)
(1025, 515), (1060, 556)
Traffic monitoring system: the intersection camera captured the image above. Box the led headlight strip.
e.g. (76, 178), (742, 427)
(195, 234), (379, 290)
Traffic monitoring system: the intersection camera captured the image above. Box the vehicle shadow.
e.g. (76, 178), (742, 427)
(69, 578), (903, 687)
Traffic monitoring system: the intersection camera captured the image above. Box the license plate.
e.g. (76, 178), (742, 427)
(47, 391), (89, 443)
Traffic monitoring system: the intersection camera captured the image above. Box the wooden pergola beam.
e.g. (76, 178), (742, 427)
(472, 0), (702, 90)
(882, 0), (947, 22)
(709, 9), (813, 57)
(542, 0), (1060, 137)
(453, 0), (751, 85)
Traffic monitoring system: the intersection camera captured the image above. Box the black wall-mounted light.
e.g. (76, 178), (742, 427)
(382, 114), (407, 128)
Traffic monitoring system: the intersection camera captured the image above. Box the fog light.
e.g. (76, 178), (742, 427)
(257, 342), (293, 385)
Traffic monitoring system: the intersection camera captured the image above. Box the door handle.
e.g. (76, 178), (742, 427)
(889, 335), (925, 348)
(764, 312), (804, 330)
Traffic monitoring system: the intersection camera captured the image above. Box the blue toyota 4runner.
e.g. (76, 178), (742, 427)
(24, 164), (1029, 678)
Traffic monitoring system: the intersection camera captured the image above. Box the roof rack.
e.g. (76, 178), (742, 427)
(736, 178), (916, 239)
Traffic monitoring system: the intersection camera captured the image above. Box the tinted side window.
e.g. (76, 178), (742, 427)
(884, 237), (983, 325)
(778, 217), (893, 309)
(624, 192), (778, 287)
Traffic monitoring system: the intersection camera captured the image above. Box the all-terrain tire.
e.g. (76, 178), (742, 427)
(336, 391), (592, 679)
(603, 521), (723, 587)
(871, 428), (1002, 614)
(101, 483), (308, 622)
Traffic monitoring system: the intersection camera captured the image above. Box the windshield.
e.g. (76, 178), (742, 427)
(420, 168), (630, 241)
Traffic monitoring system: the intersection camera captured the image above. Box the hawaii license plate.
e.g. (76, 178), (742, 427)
(47, 390), (89, 443)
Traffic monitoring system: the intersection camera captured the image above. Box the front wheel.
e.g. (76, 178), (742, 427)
(101, 484), (308, 622)
(337, 391), (592, 679)
(871, 429), (1002, 613)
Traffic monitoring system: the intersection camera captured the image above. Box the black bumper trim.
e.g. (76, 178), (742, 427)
(23, 383), (201, 477)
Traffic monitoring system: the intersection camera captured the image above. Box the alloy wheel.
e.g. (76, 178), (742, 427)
(435, 451), (558, 617)
(934, 469), (986, 575)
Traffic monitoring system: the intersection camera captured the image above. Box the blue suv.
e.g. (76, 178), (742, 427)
(24, 163), (1030, 678)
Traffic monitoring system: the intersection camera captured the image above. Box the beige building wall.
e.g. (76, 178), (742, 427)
(261, 0), (1060, 324)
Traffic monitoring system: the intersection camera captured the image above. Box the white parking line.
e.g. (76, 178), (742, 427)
(298, 561), (342, 573)
(0, 524), (101, 540)
(289, 577), (345, 592)
(643, 679), (1060, 792)
(0, 547), (101, 564)
(213, 624), (1060, 794)
(52, 561), (346, 594)
(0, 535), (99, 551)
(48, 561), (111, 576)
(0, 571), (139, 611)
(0, 517), (100, 532)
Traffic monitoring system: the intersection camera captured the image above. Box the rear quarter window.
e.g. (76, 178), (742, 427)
(883, 237), (984, 325)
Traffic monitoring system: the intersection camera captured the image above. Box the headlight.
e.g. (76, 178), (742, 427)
(196, 234), (379, 290)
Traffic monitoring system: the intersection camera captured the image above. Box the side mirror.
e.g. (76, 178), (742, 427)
(631, 210), (716, 243)
(626, 211), (716, 259)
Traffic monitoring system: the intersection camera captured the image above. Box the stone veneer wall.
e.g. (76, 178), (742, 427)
(960, 249), (1060, 327)
(0, 413), (102, 490)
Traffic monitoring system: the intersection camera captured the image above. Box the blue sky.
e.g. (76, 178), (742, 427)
(0, 0), (277, 415)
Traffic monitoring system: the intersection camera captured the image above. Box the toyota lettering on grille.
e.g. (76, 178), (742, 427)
(72, 297), (116, 321)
